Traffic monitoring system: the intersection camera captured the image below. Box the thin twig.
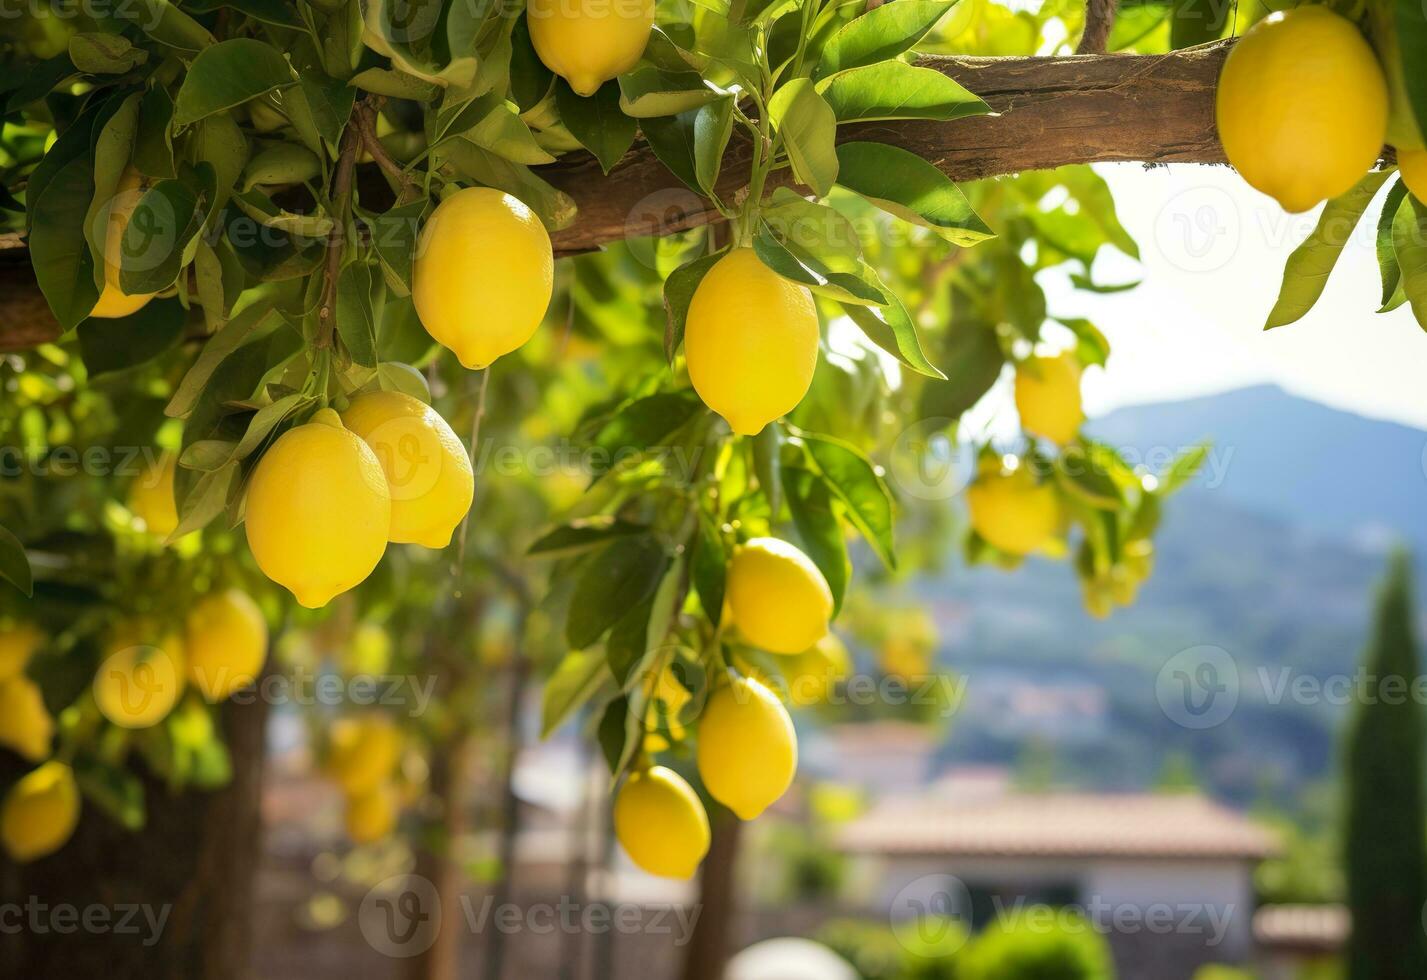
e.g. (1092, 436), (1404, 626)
(316, 101), (368, 348)
(1076, 0), (1119, 54)
(354, 97), (418, 198)
(453, 366), (492, 579)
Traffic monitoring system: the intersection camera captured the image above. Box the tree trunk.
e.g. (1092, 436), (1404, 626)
(680, 811), (744, 980)
(0, 691), (268, 979)
(406, 731), (474, 980)
(482, 655), (532, 980)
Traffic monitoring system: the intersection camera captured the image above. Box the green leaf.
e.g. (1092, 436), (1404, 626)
(169, 460), (239, 541)
(78, 300), (186, 375)
(835, 141), (993, 245)
(241, 142), (321, 191)
(1056, 443), (1126, 509)
(691, 515), (727, 625)
(617, 66), (717, 118)
(336, 262), (378, 367)
(174, 39), (294, 127)
(116, 0), (214, 52)
(842, 294), (946, 379)
(464, 107), (557, 166)
(640, 110), (701, 193)
(74, 758), (145, 830)
(693, 95), (735, 196)
(589, 391), (705, 484)
(0, 525), (32, 597)
(1396, 0), (1427, 144)
(814, 0), (958, 80)
(166, 301), (279, 418)
(663, 252), (723, 362)
(435, 140), (576, 231)
(1377, 177), (1411, 310)
(916, 319), (1004, 421)
(377, 362), (431, 401)
(1160, 443), (1208, 495)
(799, 430), (896, 569)
(510, 17), (554, 111)
(186, 0), (303, 27)
(1168, 0), (1224, 48)
(783, 466), (849, 613)
(556, 80), (638, 175)
(528, 518), (652, 558)
(69, 33), (149, 74)
(350, 68), (441, 101)
(567, 536), (668, 649)
(134, 85), (177, 180)
(606, 556), (679, 684)
(1395, 197), (1427, 331)
(368, 200), (426, 295)
(767, 78), (838, 197)
(542, 650), (610, 736)
(1265, 171), (1390, 329)
(118, 171), (207, 295)
(29, 154), (100, 330)
(753, 221), (887, 305)
(818, 61), (989, 124)
(234, 393), (309, 459)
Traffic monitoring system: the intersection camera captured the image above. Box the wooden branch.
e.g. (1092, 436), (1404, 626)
(0, 44), (1233, 349)
(1076, 0), (1119, 54)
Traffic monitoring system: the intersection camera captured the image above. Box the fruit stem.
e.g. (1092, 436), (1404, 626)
(316, 99), (370, 350)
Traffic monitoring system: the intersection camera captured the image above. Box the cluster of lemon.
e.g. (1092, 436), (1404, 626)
(324, 713), (404, 844)
(1217, 6), (1427, 212)
(0, 594), (266, 861)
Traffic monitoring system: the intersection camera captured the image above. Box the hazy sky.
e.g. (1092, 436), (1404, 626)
(1044, 163), (1427, 430)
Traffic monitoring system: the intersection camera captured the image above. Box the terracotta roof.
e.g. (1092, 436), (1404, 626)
(1253, 904), (1348, 953)
(836, 792), (1278, 860)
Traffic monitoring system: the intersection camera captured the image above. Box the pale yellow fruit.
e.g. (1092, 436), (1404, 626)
(685, 248), (820, 436)
(967, 464), (1060, 556)
(90, 169), (156, 319)
(185, 589), (268, 702)
(783, 632), (851, 708)
(244, 409), (392, 609)
(342, 391), (474, 549)
(128, 452), (179, 539)
(1216, 7), (1387, 213)
(94, 621), (186, 728)
(613, 765), (710, 879)
(696, 674), (798, 820)
(1014, 354), (1083, 446)
(327, 715), (401, 796)
(1, 761), (80, 862)
(1400, 149), (1427, 203)
(412, 187), (553, 370)
(726, 537), (832, 655)
(527, 0), (655, 97)
(0, 676), (54, 761)
(345, 783), (398, 844)
(0, 622), (44, 682)
(342, 623), (392, 676)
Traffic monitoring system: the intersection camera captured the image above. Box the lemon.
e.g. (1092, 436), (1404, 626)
(342, 391), (474, 549)
(185, 589), (268, 702)
(1216, 7), (1388, 213)
(696, 674), (798, 820)
(613, 765), (710, 878)
(726, 537), (833, 654)
(967, 463), (1060, 556)
(1, 761), (80, 862)
(784, 632), (851, 708)
(0, 676), (54, 761)
(94, 620), (186, 728)
(527, 0), (655, 97)
(1014, 354), (1083, 445)
(244, 409), (391, 609)
(412, 187), (554, 370)
(685, 248), (820, 436)
(90, 169), (157, 319)
(342, 623), (392, 676)
(345, 784), (398, 844)
(1400, 150), (1427, 202)
(128, 452), (179, 539)
(327, 715), (401, 796)
(0, 622), (44, 682)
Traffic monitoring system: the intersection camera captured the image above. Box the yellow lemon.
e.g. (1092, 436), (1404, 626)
(90, 169), (157, 319)
(342, 391), (474, 549)
(244, 409), (391, 608)
(696, 674), (798, 820)
(185, 589), (268, 702)
(412, 187), (553, 370)
(784, 632), (851, 708)
(527, 0), (655, 97)
(1400, 150), (1427, 202)
(1, 761), (80, 862)
(685, 248), (820, 436)
(726, 537), (832, 655)
(342, 623), (393, 676)
(1014, 354), (1084, 446)
(0, 622), (44, 682)
(94, 620), (186, 728)
(1216, 7), (1388, 213)
(327, 715), (401, 796)
(966, 463), (1060, 556)
(128, 452), (179, 539)
(614, 765), (710, 878)
(345, 783), (398, 843)
(0, 676), (54, 761)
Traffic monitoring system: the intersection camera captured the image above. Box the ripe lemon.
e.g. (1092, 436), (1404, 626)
(726, 537), (833, 654)
(345, 783), (398, 843)
(527, 0), (655, 97)
(1216, 7), (1388, 213)
(94, 620), (186, 728)
(784, 632), (851, 708)
(1400, 150), (1427, 202)
(696, 674), (798, 820)
(1014, 354), (1083, 445)
(0, 622), (43, 682)
(244, 409), (391, 609)
(90, 169), (157, 319)
(0, 676), (54, 761)
(327, 715), (401, 796)
(613, 765), (710, 879)
(967, 463), (1060, 556)
(685, 248), (820, 436)
(128, 452), (179, 539)
(185, 589), (268, 702)
(342, 391), (474, 549)
(412, 187), (553, 370)
(1, 761), (80, 862)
